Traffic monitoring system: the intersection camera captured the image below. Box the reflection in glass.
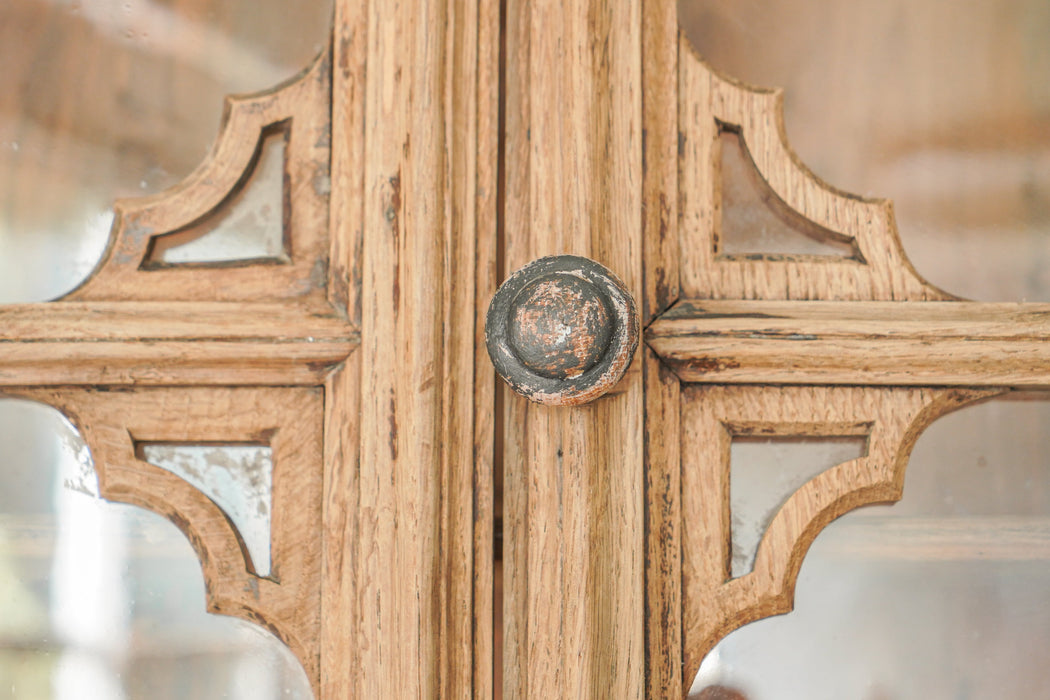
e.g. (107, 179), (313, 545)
(145, 128), (288, 266)
(730, 437), (866, 578)
(0, 0), (332, 302)
(680, 0), (1050, 301)
(140, 444), (274, 578)
(692, 398), (1050, 699)
(0, 399), (312, 699)
(718, 130), (858, 258)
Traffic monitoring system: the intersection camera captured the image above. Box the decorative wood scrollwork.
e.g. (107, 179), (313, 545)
(0, 46), (352, 699)
(677, 36), (951, 303)
(642, 32), (1050, 699)
(65, 51), (332, 305)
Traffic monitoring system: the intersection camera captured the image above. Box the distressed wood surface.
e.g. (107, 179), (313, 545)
(4, 386), (326, 696)
(65, 50), (333, 307)
(328, 0), (497, 697)
(647, 299), (1050, 387)
(677, 36), (951, 302)
(0, 34), (350, 700)
(2, 2), (1046, 699)
(641, 2), (684, 698)
(0, 302), (354, 386)
(644, 18), (1050, 700)
(502, 0), (644, 696)
(677, 385), (996, 687)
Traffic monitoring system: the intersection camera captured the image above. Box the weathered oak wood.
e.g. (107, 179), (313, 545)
(678, 385), (995, 687)
(0, 302), (355, 386)
(5, 386), (325, 696)
(502, 0), (645, 696)
(677, 36), (951, 302)
(647, 300), (1050, 387)
(65, 51), (333, 307)
(329, 0), (498, 697)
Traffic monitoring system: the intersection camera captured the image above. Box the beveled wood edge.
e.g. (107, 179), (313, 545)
(646, 299), (1050, 388)
(64, 49), (333, 304)
(0, 301), (357, 386)
(0, 386), (326, 696)
(676, 34), (954, 302)
(677, 386), (999, 688)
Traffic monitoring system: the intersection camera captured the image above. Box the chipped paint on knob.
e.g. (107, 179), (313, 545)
(485, 255), (639, 406)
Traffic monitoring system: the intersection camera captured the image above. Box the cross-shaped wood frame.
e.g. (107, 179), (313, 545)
(2, 2), (1048, 698)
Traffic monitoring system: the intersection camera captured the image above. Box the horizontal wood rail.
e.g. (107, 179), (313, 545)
(0, 302), (357, 386)
(646, 300), (1050, 387)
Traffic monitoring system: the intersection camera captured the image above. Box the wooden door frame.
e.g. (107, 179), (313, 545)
(1, 2), (1048, 698)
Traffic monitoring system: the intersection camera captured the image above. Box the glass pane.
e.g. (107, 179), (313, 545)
(145, 127), (288, 266)
(681, 0), (1050, 301)
(730, 437), (867, 578)
(719, 130), (859, 258)
(140, 444), (274, 578)
(0, 0), (332, 302)
(0, 398), (312, 699)
(691, 398), (1050, 699)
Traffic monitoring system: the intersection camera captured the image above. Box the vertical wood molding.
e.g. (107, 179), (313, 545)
(502, 0), (645, 696)
(326, 0), (497, 696)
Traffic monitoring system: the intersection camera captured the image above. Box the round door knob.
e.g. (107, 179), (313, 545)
(485, 255), (639, 406)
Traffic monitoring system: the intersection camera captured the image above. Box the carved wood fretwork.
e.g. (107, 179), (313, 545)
(641, 31), (1050, 700)
(0, 2), (1045, 699)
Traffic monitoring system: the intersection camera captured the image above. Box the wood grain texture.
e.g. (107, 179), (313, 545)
(502, 0), (644, 696)
(643, 348), (683, 699)
(0, 301), (355, 386)
(677, 35), (952, 302)
(65, 50), (333, 307)
(641, 0), (680, 323)
(332, 0), (497, 696)
(647, 299), (1050, 387)
(677, 385), (996, 687)
(3, 386), (325, 696)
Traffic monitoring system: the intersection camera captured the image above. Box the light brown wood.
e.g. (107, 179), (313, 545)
(0, 302), (352, 386)
(65, 50), (334, 308)
(642, 0), (680, 324)
(678, 35), (951, 302)
(0, 32), (353, 700)
(646, 299), (1050, 387)
(644, 348), (683, 699)
(0, 301), (355, 386)
(677, 385), (995, 687)
(329, 0), (497, 696)
(6, 386), (325, 696)
(502, 0), (645, 696)
(1, 2), (1046, 698)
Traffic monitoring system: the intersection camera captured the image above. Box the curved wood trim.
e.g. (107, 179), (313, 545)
(678, 34), (954, 301)
(65, 51), (333, 307)
(679, 385), (998, 688)
(2, 387), (324, 697)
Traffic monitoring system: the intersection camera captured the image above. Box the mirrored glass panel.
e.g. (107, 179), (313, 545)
(718, 130), (859, 258)
(139, 444), (274, 578)
(0, 398), (313, 699)
(691, 398), (1050, 699)
(144, 127), (288, 267)
(681, 0), (1050, 301)
(0, 0), (331, 301)
(730, 437), (867, 578)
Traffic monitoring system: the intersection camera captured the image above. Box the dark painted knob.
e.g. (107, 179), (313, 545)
(485, 255), (639, 406)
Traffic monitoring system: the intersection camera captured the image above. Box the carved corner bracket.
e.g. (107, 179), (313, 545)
(640, 30), (1050, 698)
(0, 47), (357, 697)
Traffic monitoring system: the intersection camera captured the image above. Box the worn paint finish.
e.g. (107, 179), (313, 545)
(486, 255), (638, 406)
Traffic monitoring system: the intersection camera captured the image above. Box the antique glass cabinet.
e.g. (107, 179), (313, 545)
(1, 0), (1048, 698)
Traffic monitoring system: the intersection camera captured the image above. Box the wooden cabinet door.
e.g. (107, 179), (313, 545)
(1, 1), (1048, 698)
